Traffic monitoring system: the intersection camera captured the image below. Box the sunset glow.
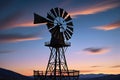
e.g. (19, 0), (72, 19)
(0, 0), (120, 76)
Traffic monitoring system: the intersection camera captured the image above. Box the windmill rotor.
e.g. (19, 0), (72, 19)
(47, 7), (73, 41)
(34, 7), (73, 41)
(33, 7), (80, 80)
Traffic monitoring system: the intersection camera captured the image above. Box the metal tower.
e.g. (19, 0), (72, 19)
(33, 7), (79, 80)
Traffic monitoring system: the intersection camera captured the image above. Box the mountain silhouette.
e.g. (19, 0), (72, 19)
(80, 74), (120, 80)
(80, 74), (106, 79)
(0, 68), (33, 80)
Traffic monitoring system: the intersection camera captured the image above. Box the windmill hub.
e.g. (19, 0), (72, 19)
(54, 17), (66, 31)
(54, 17), (67, 32)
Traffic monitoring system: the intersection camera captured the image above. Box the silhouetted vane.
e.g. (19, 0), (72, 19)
(33, 7), (79, 80)
(34, 13), (48, 24)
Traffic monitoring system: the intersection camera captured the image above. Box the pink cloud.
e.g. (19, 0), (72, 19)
(93, 20), (120, 31)
(69, 0), (120, 16)
(0, 11), (43, 43)
(0, 20), (43, 30)
(16, 22), (45, 27)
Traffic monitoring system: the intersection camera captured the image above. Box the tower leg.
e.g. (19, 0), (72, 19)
(45, 47), (69, 80)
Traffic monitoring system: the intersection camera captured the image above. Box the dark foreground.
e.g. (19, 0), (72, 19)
(0, 68), (120, 80)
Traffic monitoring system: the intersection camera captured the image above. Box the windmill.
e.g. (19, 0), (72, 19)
(33, 7), (79, 80)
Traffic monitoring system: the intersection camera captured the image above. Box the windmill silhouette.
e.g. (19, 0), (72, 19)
(33, 7), (79, 80)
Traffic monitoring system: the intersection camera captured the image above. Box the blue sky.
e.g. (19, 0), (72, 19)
(0, 0), (120, 75)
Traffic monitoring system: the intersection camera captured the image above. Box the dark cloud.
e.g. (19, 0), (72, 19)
(0, 0), (33, 30)
(84, 48), (102, 53)
(0, 50), (14, 54)
(91, 66), (102, 68)
(0, 33), (41, 43)
(0, 11), (26, 30)
(0, 0), (37, 30)
(111, 65), (120, 68)
(83, 47), (110, 54)
(0, 0), (14, 10)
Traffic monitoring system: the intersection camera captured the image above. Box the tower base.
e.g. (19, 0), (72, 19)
(34, 70), (80, 80)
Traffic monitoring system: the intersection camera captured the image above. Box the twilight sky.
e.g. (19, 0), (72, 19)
(0, 0), (120, 76)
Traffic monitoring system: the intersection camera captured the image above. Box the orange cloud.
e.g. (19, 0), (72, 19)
(0, 20), (44, 30)
(9, 37), (41, 42)
(83, 47), (110, 54)
(93, 20), (120, 31)
(69, 0), (120, 16)
(15, 21), (44, 27)
(0, 10), (44, 30)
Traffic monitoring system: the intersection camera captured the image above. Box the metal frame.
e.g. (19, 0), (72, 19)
(45, 47), (69, 80)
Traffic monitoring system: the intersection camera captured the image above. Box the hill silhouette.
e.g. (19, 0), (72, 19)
(80, 74), (120, 80)
(0, 68), (33, 80)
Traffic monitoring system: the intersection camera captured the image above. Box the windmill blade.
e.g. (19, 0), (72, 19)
(67, 26), (73, 32)
(66, 22), (73, 26)
(47, 23), (54, 29)
(59, 8), (64, 17)
(50, 8), (57, 17)
(49, 26), (58, 34)
(47, 13), (54, 21)
(54, 7), (59, 16)
(63, 11), (68, 19)
(64, 31), (71, 40)
(66, 28), (73, 36)
(65, 15), (72, 22)
(34, 13), (48, 24)
(64, 31), (70, 40)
